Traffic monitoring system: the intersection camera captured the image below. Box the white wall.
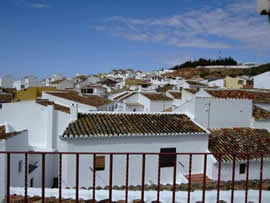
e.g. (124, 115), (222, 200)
(211, 160), (270, 181)
(58, 134), (209, 188)
(253, 72), (270, 89)
(42, 92), (97, 113)
(0, 75), (14, 88)
(194, 98), (252, 129)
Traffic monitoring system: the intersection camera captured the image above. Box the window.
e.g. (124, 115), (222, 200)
(240, 163), (246, 174)
(18, 160), (23, 173)
(30, 178), (34, 187)
(238, 80), (243, 85)
(133, 108), (136, 112)
(95, 156), (105, 171)
(159, 148), (176, 168)
(87, 88), (94, 94)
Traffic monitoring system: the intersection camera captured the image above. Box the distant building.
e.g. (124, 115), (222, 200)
(0, 75), (14, 88)
(253, 72), (270, 89)
(224, 76), (253, 89)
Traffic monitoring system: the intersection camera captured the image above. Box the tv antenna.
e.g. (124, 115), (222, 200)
(257, 0), (270, 23)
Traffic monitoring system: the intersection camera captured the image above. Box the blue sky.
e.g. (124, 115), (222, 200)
(1, 0), (270, 79)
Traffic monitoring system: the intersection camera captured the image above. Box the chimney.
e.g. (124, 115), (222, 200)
(70, 104), (78, 121)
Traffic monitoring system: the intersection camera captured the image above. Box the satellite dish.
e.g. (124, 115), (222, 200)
(257, 0), (270, 22)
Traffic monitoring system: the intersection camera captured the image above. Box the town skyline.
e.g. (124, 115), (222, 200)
(1, 0), (270, 78)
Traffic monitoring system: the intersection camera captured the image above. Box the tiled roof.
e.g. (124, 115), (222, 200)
(205, 89), (270, 103)
(0, 94), (13, 103)
(36, 100), (70, 113)
(183, 88), (199, 94)
(46, 91), (112, 107)
(0, 126), (22, 140)
(168, 91), (182, 99)
(62, 113), (206, 138)
(209, 128), (270, 161)
(253, 105), (270, 121)
(113, 92), (130, 101)
(186, 81), (208, 87)
(141, 93), (173, 101)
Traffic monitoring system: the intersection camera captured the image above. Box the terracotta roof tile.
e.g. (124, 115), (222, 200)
(209, 128), (270, 161)
(113, 92), (130, 101)
(0, 94), (13, 103)
(206, 89), (270, 103)
(168, 91), (182, 99)
(0, 126), (22, 140)
(253, 105), (270, 121)
(62, 113), (206, 138)
(141, 93), (173, 101)
(183, 88), (199, 94)
(36, 100), (70, 114)
(46, 91), (112, 107)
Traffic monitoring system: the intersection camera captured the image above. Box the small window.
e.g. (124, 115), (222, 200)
(30, 178), (34, 187)
(240, 163), (246, 174)
(0, 104), (2, 109)
(133, 108), (136, 112)
(95, 156), (105, 171)
(238, 80), (243, 85)
(18, 160), (23, 173)
(159, 148), (176, 168)
(87, 89), (94, 94)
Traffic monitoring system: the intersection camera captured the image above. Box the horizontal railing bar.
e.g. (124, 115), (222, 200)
(0, 151), (269, 155)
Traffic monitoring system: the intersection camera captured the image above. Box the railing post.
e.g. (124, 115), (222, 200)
(6, 153), (10, 203)
(172, 154), (177, 203)
(216, 154), (222, 203)
(109, 154), (113, 203)
(187, 154), (192, 203)
(93, 153), (96, 203)
(231, 154), (236, 203)
(24, 153), (28, 203)
(141, 154), (145, 202)
(202, 154), (207, 203)
(245, 154), (250, 203)
(259, 154), (264, 203)
(76, 154), (79, 203)
(125, 154), (129, 203)
(42, 153), (45, 203)
(157, 153), (161, 202)
(59, 153), (62, 203)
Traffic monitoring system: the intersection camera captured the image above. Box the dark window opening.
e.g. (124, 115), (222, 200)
(159, 148), (176, 168)
(95, 156), (105, 171)
(18, 160), (23, 173)
(30, 178), (34, 187)
(240, 163), (246, 174)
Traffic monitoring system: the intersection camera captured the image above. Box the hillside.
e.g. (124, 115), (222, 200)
(166, 63), (270, 79)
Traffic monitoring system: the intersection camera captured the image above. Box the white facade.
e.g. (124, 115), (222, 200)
(56, 80), (75, 90)
(174, 97), (252, 129)
(115, 93), (173, 112)
(253, 72), (270, 89)
(13, 80), (26, 91)
(208, 79), (225, 88)
(58, 134), (209, 188)
(0, 75), (14, 88)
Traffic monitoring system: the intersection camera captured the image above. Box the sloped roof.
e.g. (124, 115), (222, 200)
(186, 81), (208, 87)
(183, 88), (199, 94)
(0, 126), (24, 140)
(209, 128), (270, 161)
(141, 93), (173, 101)
(253, 105), (270, 121)
(0, 94), (13, 103)
(62, 113), (206, 138)
(36, 100), (70, 114)
(205, 89), (270, 103)
(113, 92), (130, 101)
(168, 91), (182, 99)
(45, 91), (112, 107)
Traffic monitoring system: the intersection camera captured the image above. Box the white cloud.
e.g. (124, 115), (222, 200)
(94, 0), (270, 49)
(31, 3), (49, 8)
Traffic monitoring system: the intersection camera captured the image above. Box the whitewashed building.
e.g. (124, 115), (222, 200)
(58, 112), (209, 188)
(253, 72), (270, 89)
(114, 92), (173, 112)
(0, 75), (14, 88)
(42, 91), (113, 112)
